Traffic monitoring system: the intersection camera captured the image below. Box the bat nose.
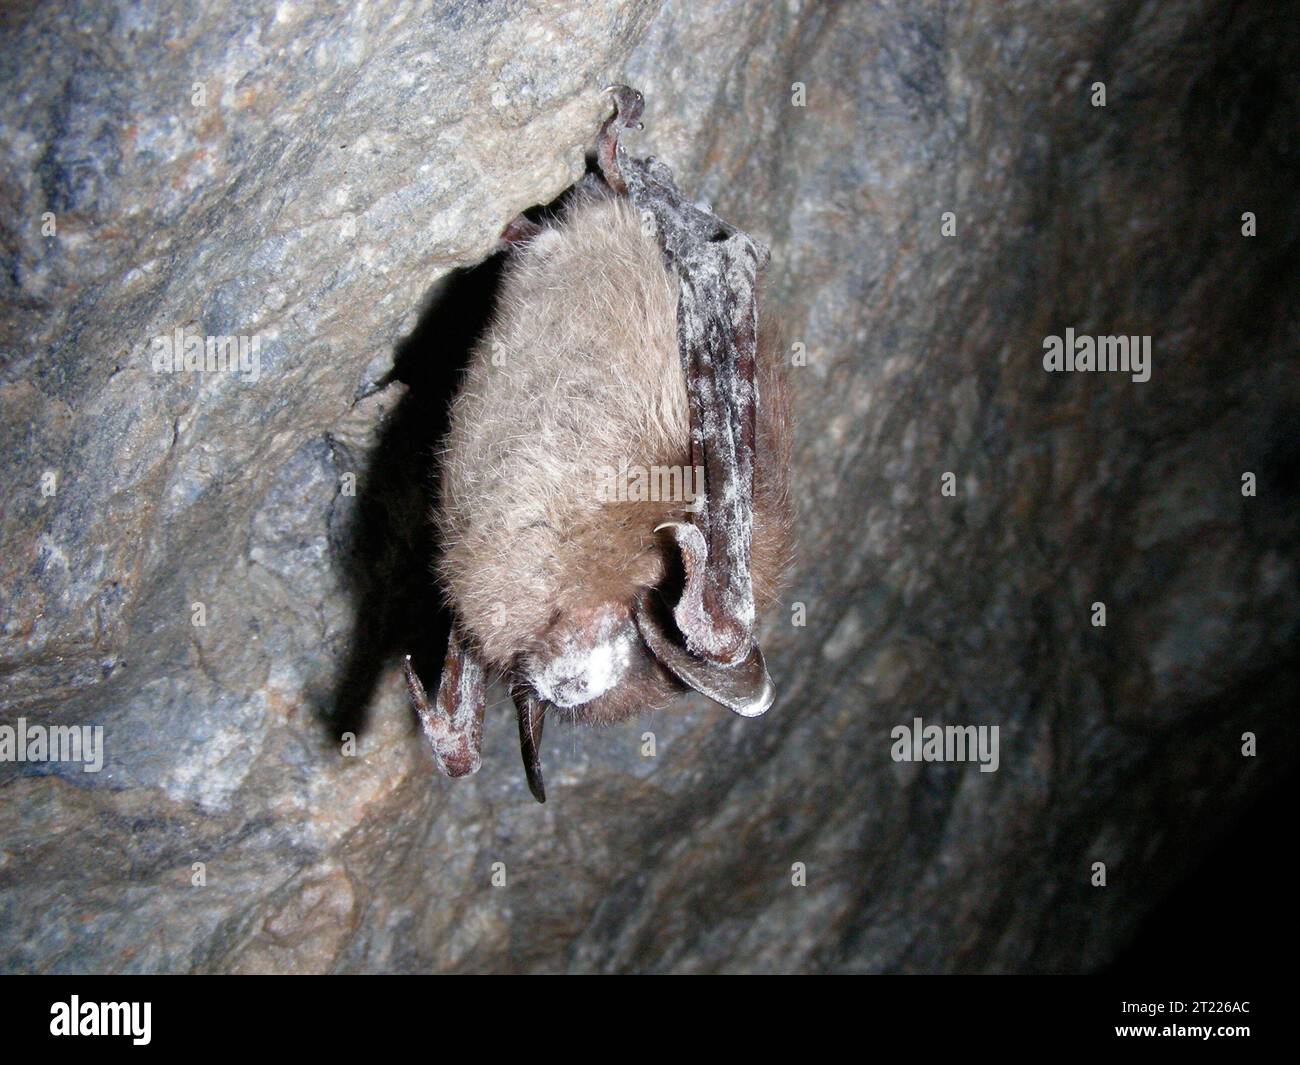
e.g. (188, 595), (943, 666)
(531, 651), (624, 707)
(528, 610), (637, 708)
(547, 674), (598, 707)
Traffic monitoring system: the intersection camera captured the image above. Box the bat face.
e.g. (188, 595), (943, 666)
(403, 87), (791, 801)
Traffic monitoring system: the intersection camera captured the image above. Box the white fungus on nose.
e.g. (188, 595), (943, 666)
(530, 621), (637, 708)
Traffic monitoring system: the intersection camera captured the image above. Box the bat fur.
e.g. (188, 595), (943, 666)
(436, 186), (792, 727)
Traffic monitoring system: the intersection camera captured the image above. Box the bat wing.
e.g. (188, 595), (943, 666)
(615, 120), (776, 716)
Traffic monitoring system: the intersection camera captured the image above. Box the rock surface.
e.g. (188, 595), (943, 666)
(1, 0), (1297, 973)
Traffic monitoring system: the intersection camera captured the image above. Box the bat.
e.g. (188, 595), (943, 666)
(404, 85), (792, 802)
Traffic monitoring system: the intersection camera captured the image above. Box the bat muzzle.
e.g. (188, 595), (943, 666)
(524, 607), (639, 709)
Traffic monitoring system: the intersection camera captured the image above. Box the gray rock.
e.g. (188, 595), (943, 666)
(1, 0), (1297, 973)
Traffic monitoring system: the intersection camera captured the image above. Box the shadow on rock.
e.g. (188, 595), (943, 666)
(319, 254), (508, 741)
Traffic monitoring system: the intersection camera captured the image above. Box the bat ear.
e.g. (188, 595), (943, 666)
(634, 598), (775, 718)
(512, 685), (548, 802)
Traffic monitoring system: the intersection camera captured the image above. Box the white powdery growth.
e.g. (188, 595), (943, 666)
(530, 618), (637, 708)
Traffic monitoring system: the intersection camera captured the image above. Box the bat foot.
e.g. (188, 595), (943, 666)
(597, 84), (645, 194)
(405, 643), (485, 779)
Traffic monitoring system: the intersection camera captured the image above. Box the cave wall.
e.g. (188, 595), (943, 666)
(1, 0), (1297, 972)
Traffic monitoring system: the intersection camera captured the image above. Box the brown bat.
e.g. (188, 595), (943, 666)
(404, 85), (792, 801)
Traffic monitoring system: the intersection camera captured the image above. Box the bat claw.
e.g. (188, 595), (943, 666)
(597, 84), (645, 194)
